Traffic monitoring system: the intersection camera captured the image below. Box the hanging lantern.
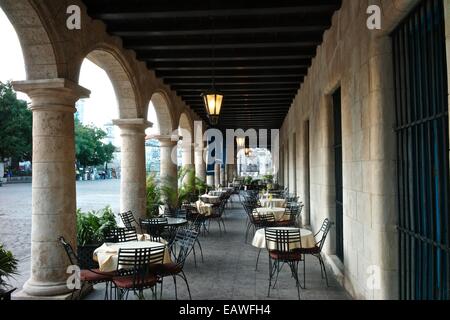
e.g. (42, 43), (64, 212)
(236, 137), (245, 148)
(201, 91), (223, 125)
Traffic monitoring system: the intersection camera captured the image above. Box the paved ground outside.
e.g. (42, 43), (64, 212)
(0, 179), (121, 289)
(87, 198), (351, 300)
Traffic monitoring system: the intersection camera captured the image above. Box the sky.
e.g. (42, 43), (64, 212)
(0, 8), (27, 101)
(0, 7), (160, 146)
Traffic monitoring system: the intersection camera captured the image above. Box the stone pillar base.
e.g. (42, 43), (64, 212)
(13, 283), (92, 300)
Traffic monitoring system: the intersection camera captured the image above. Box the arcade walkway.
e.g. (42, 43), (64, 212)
(86, 198), (351, 300)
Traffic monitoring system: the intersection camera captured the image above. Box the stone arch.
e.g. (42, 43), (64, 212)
(0, 0), (59, 80)
(76, 47), (139, 120)
(178, 112), (194, 140)
(150, 91), (175, 136)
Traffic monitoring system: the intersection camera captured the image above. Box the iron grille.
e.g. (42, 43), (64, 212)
(392, 0), (449, 300)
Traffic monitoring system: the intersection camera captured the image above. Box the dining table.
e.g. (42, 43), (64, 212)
(200, 194), (221, 204)
(195, 200), (214, 216)
(251, 227), (316, 250)
(93, 240), (172, 272)
(259, 198), (286, 208)
(208, 190), (226, 197)
(254, 207), (289, 222)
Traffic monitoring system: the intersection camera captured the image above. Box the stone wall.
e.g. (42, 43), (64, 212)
(278, 0), (437, 299)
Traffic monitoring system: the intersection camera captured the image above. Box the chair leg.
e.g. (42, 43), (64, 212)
(290, 262), (301, 300)
(196, 238), (204, 262)
(173, 275), (178, 300)
(267, 258), (273, 297)
(192, 246), (198, 267)
(217, 219), (222, 235)
(104, 282), (109, 300)
(221, 218), (227, 233)
(319, 255), (329, 287)
(160, 278), (164, 300)
(179, 270), (192, 300)
(255, 249), (262, 271)
(303, 257), (306, 289)
(245, 222), (252, 243)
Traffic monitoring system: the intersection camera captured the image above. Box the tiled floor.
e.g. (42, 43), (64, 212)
(86, 197), (352, 300)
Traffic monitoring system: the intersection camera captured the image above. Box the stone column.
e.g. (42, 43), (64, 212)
(181, 143), (194, 185)
(13, 79), (89, 297)
(206, 175), (214, 187)
(154, 135), (178, 190)
(194, 143), (206, 182)
(227, 164), (236, 184)
(220, 165), (225, 186)
(113, 119), (151, 221)
(214, 163), (221, 188)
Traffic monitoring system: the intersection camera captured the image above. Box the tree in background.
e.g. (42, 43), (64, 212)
(0, 82), (32, 164)
(0, 82), (116, 177)
(75, 118), (116, 169)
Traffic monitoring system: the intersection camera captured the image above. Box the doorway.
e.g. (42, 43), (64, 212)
(333, 88), (344, 262)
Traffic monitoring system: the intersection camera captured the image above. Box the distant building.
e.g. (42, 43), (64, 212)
(75, 99), (86, 123)
(145, 139), (160, 176)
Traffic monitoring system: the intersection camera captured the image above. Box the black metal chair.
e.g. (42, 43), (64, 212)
(254, 212), (278, 271)
(157, 227), (198, 300)
(208, 199), (227, 235)
(185, 207), (206, 266)
(243, 202), (261, 242)
(265, 228), (303, 300)
(119, 211), (139, 231)
(105, 227), (138, 243)
(298, 218), (334, 287)
(140, 217), (169, 242)
(279, 203), (304, 227)
(59, 236), (115, 300)
(111, 246), (165, 300)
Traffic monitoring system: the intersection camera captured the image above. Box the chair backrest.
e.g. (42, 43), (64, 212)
(255, 211), (275, 228)
(119, 211), (137, 230)
(116, 246), (165, 288)
(59, 236), (79, 266)
(140, 217), (168, 242)
(172, 228), (198, 266)
(315, 219), (334, 251)
(105, 227), (138, 243)
(265, 228), (302, 252)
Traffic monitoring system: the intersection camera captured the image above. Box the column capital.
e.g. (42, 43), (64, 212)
(113, 118), (152, 131)
(150, 134), (181, 147)
(12, 78), (90, 113)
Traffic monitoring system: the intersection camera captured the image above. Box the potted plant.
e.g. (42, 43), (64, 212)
(146, 173), (162, 218)
(76, 206), (117, 269)
(160, 168), (206, 214)
(0, 244), (18, 301)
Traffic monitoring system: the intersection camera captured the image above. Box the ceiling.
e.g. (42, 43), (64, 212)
(83, 0), (342, 130)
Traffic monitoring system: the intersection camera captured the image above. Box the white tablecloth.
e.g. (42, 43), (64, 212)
(93, 241), (171, 272)
(260, 198), (286, 208)
(200, 194), (221, 204)
(196, 200), (214, 216)
(252, 228), (316, 250)
(255, 207), (288, 222)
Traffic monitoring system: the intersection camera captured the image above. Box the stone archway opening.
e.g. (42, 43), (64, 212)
(75, 56), (122, 214)
(147, 91), (178, 195)
(77, 48), (148, 231)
